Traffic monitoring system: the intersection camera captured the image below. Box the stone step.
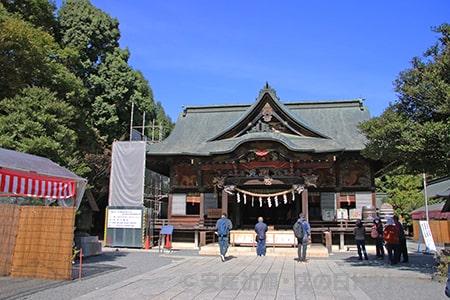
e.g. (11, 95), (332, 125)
(199, 243), (329, 258)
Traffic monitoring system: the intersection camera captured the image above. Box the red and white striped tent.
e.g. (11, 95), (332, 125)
(0, 147), (87, 209)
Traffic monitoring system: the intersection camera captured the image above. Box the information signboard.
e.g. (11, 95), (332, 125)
(419, 220), (437, 252)
(107, 208), (143, 229)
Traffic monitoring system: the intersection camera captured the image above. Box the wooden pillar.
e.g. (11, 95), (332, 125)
(340, 232), (345, 250)
(199, 192), (204, 221)
(302, 189), (308, 221)
(221, 190), (228, 215)
(335, 191), (341, 209)
(168, 194), (173, 219)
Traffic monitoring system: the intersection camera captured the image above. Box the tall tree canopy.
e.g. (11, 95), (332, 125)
(0, 3), (90, 175)
(58, 0), (171, 144)
(0, 0), (174, 218)
(359, 23), (450, 178)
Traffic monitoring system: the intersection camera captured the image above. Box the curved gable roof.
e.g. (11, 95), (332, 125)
(210, 83), (329, 141)
(147, 84), (370, 156)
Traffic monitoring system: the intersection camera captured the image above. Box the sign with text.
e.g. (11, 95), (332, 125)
(107, 208), (143, 229)
(419, 220), (437, 252)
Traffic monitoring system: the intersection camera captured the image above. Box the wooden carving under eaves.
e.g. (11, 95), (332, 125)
(172, 164), (199, 187)
(209, 83), (329, 140)
(339, 159), (371, 187)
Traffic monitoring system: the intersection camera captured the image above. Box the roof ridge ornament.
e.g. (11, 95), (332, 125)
(258, 81), (279, 101)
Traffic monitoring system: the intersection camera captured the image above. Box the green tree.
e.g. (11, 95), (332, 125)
(0, 0), (60, 36)
(0, 86), (89, 175)
(360, 23), (450, 178)
(58, 0), (173, 144)
(376, 173), (424, 229)
(0, 4), (93, 175)
(57, 0), (120, 78)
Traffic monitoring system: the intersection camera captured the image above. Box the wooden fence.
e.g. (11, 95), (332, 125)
(0, 204), (75, 280)
(413, 219), (450, 244)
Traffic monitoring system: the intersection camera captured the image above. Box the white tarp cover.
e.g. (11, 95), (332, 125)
(108, 141), (146, 206)
(0, 147), (87, 208)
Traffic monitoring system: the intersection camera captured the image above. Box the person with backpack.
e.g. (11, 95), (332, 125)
(293, 214), (310, 263)
(254, 216), (268, 256)
(372, 216), (384, 259)
(215, 212), (233, 262)
(353, 219), (368, 260)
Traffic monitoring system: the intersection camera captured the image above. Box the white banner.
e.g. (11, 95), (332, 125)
(419, 220), (437, 252)
(108, 141), (146, 206)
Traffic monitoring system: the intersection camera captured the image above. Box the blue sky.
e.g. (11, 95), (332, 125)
(85, 0), (448, 122)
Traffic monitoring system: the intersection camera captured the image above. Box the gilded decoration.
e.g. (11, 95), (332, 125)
(262, 103), (274, 122)
(199, 147), (337, 191)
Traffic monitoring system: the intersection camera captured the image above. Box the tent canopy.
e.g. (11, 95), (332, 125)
(411, 202), (450, 220)
(0, 147), (87, 208)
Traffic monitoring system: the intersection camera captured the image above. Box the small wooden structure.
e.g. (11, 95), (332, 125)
(0, 205), (76, 280)
(0, 148), (87, 280)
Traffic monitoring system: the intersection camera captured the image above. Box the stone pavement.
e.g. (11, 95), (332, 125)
(1, 239), (448, 300)
(70, 254), (443, 300)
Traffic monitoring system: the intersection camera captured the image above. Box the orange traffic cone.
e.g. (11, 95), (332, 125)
(165, 234), (171, 249)
(144, 235), (150, 249)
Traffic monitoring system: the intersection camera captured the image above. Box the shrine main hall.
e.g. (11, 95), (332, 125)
(146, 83), (378, 247)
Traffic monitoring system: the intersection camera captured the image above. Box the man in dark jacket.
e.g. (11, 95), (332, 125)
(215, 212), (233, 262)
(393, 215), (409, 263)
(293, 214), (310, 263)
(254, 216), (268, 256)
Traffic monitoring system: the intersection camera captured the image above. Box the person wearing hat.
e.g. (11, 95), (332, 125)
(383, 217), (400, 265)
(372, 216), (384, 259)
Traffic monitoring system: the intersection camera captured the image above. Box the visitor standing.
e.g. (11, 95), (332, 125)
(393, 215), (409, 263)
(383, 217), (400, 265)
(353, 219), (368, 260)
(372, 217), (385, 259)
(215, 212), (233, 262)
(254, 216), (268, 256)
(293, 214), (310, 263)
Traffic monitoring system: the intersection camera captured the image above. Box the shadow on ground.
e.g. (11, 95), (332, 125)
(341, 251), (438, 276)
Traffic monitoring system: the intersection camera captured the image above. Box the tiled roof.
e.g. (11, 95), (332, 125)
(147, 85), (370, 156)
